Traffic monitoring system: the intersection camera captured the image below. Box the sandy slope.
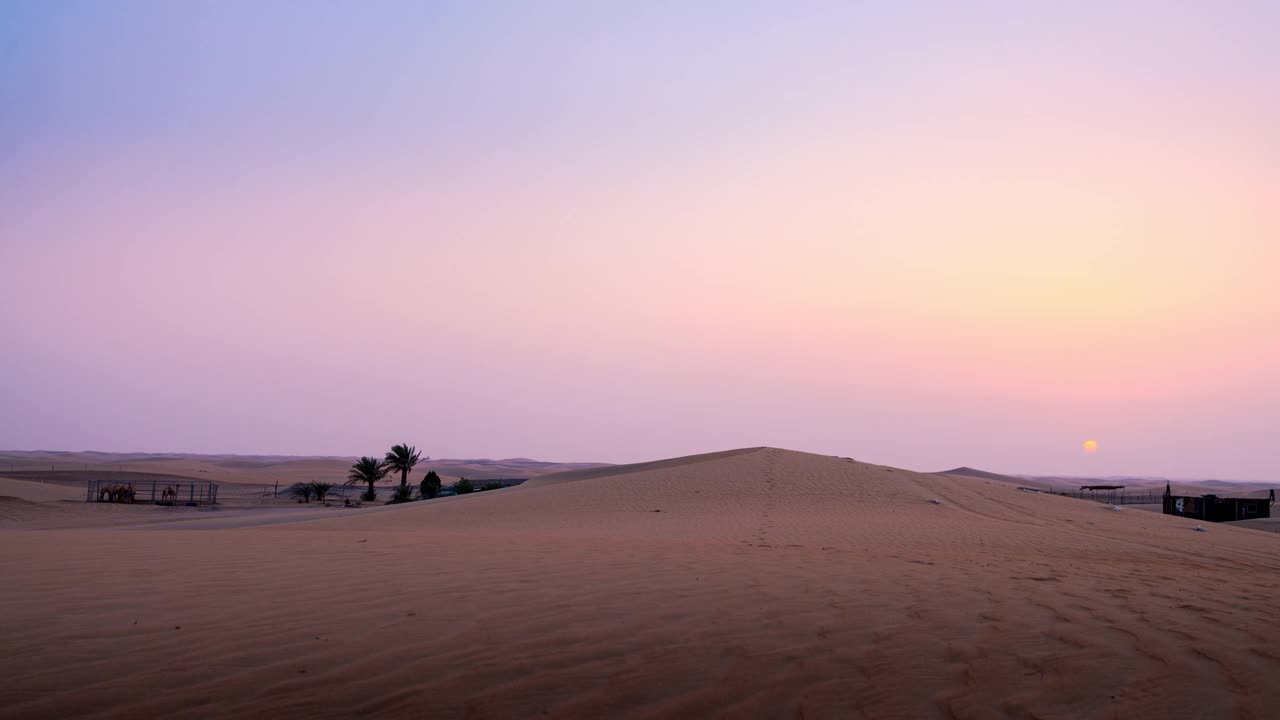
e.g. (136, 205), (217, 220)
(0, 476), (88, 503)
(1230, 518), (1280, 534)
(2, 448), (1277, 719)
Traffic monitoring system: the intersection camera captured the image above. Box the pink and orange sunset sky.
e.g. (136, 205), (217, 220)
(2, 2), (1277, 479)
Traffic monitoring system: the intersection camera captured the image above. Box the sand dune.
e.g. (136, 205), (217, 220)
(1230, 518), (1280, 535)
(2, 447), (1278, 719)
(935, 466), (1024, 483)
(0, 476), (88, 503)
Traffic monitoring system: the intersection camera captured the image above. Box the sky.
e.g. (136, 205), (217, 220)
(2, 2), (1277, 479)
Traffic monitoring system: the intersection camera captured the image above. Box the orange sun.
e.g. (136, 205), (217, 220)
(1083, 440), (1099, 454)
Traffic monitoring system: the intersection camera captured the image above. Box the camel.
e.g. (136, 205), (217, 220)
(96, 484), (135, 503)
(160, 485), (178, 504)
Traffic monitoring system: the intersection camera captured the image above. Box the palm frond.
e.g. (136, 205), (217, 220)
(383, 443), (421, 472)
(346, 456), (388, 485)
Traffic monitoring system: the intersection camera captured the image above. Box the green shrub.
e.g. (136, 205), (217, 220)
(360, 488), (378, 502)
(309, 482), (334, 504)
(420, 471), (442, 499)
(288, 483), (314, 503)
(478, 481), (504, 492)
(390, 484), (415, 504)
(453, 478), (474, 495)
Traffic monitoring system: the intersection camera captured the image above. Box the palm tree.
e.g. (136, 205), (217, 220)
(309, 481), (335, 505)
(384, 443), (421, 491)
(289, 482), (314, 503)
(347, 456), (387, 502)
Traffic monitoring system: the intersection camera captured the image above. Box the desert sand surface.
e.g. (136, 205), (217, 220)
(0, 476), (87, 503)
(1229, 518), (1280, 535)
(3, 447), (1278, 719)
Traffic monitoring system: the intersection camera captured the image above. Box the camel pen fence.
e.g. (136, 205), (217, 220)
(1060, 486), (1160, 505)
(87, 478), (219, 505)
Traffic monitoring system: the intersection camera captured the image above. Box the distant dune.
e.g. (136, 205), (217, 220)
(2, 447), (1277, 718)
(525, 447), (764, 486)
(935, 465), (1273, 499)
(934, 465), (1024, 483)
(0, 450), (611, 489)
(0, 476), (85, 503)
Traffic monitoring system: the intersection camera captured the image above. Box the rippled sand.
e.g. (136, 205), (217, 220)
(3, 448), (1278, 718)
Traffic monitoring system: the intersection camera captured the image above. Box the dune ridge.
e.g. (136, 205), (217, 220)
(2, 447), (1278, 719)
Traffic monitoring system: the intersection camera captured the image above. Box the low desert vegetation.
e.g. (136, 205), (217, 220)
(339, 445), (453, 505)
(310, 481), (334, 504)
(289, 481), (337, 504)
(289, 482), (315, 503)
(336, 445), (500, 505)
(390, 484), (415, 504)
(420, 471), (442, 499)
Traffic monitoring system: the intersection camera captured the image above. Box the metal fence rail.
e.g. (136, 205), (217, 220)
(1058, 490), (1161, 505)
(87, 478), (219, 505)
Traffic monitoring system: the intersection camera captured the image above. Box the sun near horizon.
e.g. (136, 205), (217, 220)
(2, 3), (1277, 479)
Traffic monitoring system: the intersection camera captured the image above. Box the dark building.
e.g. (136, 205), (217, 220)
(1162, 483), (1274, 523)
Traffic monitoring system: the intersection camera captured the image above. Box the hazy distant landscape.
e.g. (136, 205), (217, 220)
(0, 449), (608, 484)
(3, 449), (1267, 501)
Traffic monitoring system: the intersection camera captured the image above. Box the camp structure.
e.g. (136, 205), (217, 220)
(1162, 483), (1273, 523)
(1077, 485), (1127, 504)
